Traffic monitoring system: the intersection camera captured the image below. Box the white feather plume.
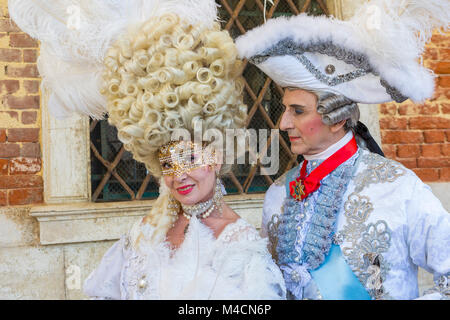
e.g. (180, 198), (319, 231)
(8, 0), (219, 119)
(351, 0), (450, 66)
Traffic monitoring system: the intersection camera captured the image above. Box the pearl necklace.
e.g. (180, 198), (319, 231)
(182, 203), (216, 220)
(181, 178), (223, 220)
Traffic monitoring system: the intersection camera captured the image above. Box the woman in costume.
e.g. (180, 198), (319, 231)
(8, 0), (286, 299)
(235, 0), (450, 300)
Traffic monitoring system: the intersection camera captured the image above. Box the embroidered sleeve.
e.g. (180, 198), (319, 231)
(405, 178), (450, 299)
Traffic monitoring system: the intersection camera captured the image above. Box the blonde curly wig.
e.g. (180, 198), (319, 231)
(101, 13), (248, 244)
(102, 13), (247, 178)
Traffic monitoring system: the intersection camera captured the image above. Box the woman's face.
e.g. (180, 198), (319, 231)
(163, 165), (218, 205)
(280, 88), (338, 156)
(159, 141), (219, 205)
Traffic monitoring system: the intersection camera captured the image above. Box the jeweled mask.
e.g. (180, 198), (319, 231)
(158, 140), (217, 177)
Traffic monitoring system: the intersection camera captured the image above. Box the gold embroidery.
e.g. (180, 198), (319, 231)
(337, 152), (401, 299)
(344, 192), (374, 223)
(267, 214), (281, 263)
(354, 153), (406, 193)
(340, 192), (392, 299)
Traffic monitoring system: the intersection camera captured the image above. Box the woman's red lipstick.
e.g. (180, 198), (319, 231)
(177, 184), (194, 195)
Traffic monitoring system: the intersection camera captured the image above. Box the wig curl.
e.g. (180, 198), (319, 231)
(103, 13), (248, 178)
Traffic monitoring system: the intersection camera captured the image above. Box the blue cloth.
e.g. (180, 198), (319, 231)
(310, 244), (371, 300)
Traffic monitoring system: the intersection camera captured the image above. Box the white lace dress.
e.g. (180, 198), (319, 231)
(84, 217), (286, 300)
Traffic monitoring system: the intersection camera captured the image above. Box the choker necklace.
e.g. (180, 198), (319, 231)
(181, 178), (223, 220)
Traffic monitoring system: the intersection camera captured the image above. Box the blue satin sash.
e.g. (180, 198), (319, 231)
(285, 165), (371, 300)
(310, 244), (371, 300)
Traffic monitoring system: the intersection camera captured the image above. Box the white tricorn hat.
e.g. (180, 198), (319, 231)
(236, 0), (450, 104)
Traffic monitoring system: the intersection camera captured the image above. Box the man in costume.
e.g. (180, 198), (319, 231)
(236, 0), (450, 300)
(8, 0), (286, 299)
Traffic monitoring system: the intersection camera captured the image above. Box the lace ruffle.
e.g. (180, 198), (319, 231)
(276, 151), (360, 290)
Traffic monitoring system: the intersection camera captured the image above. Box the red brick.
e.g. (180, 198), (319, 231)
(21, 111), (37, 125)
(0, 174), (43, 189)
(8, 188), (43, 205)
(424, 131), (446, 143)
(379, 103), (397, 115)
(6, 64), (39, 78)
(423, 47), (439, 60)
(409, 117), (450, 130)
(421, 144), (442, 158)
(442, 144), (450, 157)
(382, 145), (396, 159)
(0, 48), (21, 62)
(0, 80), (20, 94)
(418, 157), (450, 168)
(0, 143), (20, 157)
(0, 190), (6, 206)
(447, 130), (450, 142)
(412, 168), (440, 182)
(396, 158), (417, 169)
(20, 142), (40, 157)
(418, 104), (439, 115)
(379, 118), (408, 130)
(0, 159), (8, 175)
(0, 129), (5, 142)
(425, 60), (439, 71)
(23, 49), (37, 63)
(438, 76), (450, 88)
(432, 87), (450, 100)
(23, 80), (39, 93)
(441, 103), (450, 114)
(6, 95), (40, 109)
(440, 48), (450, 61)
(7, 128), (39, 142)
(10, 157), (41, 175)
(441, 168), (450, 181)
(397, 145), (420, 158)
(398, 104), (419, 115)
(0, 111), (18, 121)
(381, 131), (423, 144)
(431, 34), (450, 48)
(0, 19), (20, 32)
(434, 61), (450, 74)
(9, 33), (38, 48)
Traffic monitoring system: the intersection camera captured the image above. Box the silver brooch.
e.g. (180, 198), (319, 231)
(325, 64), (336, 75)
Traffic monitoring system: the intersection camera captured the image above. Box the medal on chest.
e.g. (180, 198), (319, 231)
(289, 177), (306, 201)
(289, 136), (358, 202)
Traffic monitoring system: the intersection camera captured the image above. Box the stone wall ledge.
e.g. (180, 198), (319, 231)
(30, 194), (265, 246)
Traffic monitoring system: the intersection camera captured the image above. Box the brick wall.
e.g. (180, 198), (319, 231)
(0, 0), (43, 206)
(379, 31), (450, 182)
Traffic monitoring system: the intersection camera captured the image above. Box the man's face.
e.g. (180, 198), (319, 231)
(280, 88), (337, 156)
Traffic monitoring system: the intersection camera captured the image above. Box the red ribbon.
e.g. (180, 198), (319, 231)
(290, 136), (358, 201)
